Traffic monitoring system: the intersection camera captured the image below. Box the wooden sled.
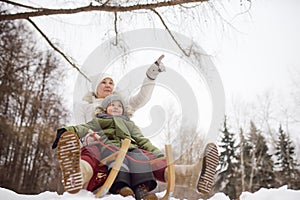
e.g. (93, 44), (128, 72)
(91, 136), (175, 199)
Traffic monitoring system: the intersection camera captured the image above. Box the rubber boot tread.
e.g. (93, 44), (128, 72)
(197, 143), (219, 195)
(56, 131), (83, 194)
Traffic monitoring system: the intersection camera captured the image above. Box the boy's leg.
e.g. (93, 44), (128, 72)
(56, 131), (83, 194)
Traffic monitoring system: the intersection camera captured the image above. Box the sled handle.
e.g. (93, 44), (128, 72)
(159, 144), (175, 200)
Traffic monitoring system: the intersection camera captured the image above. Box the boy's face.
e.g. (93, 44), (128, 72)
(106, 100), (123, 116)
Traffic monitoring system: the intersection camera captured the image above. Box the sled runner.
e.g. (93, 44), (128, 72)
(56, 131), (175, 199)
(159, 143), (175, 200)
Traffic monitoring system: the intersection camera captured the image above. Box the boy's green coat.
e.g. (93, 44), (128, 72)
(63, 117), (164, 158)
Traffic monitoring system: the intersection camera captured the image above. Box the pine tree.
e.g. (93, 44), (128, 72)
(215, 116), (240, 199)
(252, 128), (275, 189)
(274, 125), (300, 189)
(234, 127), (247, 196)
(245, 121), (276, 192)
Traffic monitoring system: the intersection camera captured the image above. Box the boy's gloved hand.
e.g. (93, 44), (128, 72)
(52, 128), (67, 149)
(146, 55), (166, 80)
(82, 129), (99, 146)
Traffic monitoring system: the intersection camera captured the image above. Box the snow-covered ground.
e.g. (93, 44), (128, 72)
(1, 185), (299, 200)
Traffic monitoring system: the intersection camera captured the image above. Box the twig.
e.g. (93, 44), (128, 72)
(150, 8), (191, 56)
(26, 18), (91, 82)
(113, 11), (118, 45)
(1, 0), (40, 10)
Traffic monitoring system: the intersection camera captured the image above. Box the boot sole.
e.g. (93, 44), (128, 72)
(144, 193), (159, 200)
(56, 131), (83, 194)
(197, 143), (219, 195)
(119, 186), (135, 197)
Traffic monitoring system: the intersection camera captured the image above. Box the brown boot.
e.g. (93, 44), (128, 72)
(197, 143), (219, 195)
(144, 193), (159, 200)
(164, 143), (219, 195)
(56, 131), (83, 194)
(134, 184), (158, 200)
(119, 186), (134, 197)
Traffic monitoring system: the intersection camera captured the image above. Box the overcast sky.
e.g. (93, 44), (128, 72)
(216, 0), (300, 103)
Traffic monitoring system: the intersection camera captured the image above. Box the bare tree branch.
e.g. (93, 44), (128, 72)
(151, 8), (191, 56)
(26, 18), (91, 82)
(1, 0), (40, 10)
(113, 11), (118, 45)
(0, 0), (207, 21)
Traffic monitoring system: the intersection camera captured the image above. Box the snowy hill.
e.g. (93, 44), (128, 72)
(1, 186), (299, 200)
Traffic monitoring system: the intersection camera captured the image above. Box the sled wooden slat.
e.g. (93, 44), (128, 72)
(99, 152), (118, 165)
(159, 144), (175, 200)
(95, 139), (131, 198)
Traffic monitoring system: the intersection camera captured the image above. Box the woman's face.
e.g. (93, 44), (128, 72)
(96, 78), (114, 98)
(106, 100), (123, 116)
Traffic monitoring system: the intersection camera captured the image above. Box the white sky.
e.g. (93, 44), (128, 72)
(216, 0), (300, 102)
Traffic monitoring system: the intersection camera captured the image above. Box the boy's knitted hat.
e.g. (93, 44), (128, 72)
(101, 94), (125, 110)
(91, 73), (114, 95)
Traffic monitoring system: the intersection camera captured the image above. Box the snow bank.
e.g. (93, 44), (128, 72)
(240, 185), (300, 200)
(1, 186), (299, 200)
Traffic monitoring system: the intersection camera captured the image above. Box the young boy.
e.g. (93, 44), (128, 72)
(54, 94), (162, 200)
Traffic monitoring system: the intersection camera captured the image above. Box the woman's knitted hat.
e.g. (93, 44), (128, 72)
(101, 94), (125, 110)
(91, 73), (114, 95)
